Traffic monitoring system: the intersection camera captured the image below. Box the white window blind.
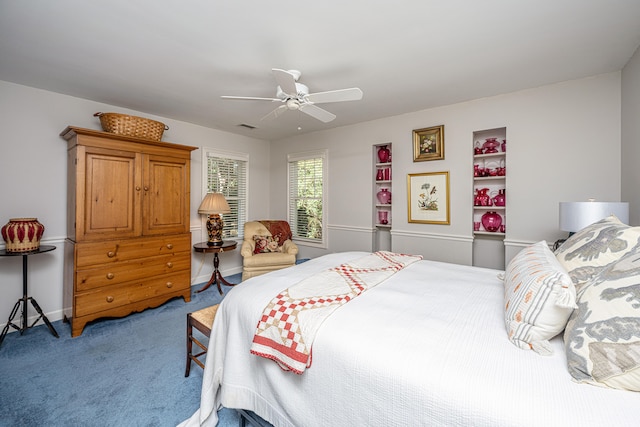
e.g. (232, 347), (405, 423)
(288, 150), (326, 245)
(204, 149), (248, 239)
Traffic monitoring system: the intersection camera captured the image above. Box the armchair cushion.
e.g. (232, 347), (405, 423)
(253, 235), (282, 254)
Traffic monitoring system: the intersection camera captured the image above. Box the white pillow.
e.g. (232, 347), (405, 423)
(504, 241), (577, 355)
(564, 251), (640, 391)
(555, 215), (640, 287)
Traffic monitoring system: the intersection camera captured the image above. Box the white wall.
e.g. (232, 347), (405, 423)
(0, 71), (627, 334)
(270, 73), (623, 264)
(622, 45), (640, 225)
(0, 81), (271, 331)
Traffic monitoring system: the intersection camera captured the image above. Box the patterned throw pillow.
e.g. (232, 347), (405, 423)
(555, 215), (640, 287)
(253, 235), (282, 254)
(504, 241), (577, 355)
(564, 251), (640, 391)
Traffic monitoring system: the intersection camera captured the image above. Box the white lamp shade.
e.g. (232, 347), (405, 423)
(198, 193), (231, 215)
(559, 201), (629, 232)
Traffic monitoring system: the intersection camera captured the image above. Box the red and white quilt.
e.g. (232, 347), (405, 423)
(250, 251), (422, 374)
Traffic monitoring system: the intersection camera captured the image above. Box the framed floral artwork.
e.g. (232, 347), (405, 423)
(412, 125), (444, 161)
(407, 171), (450, 224)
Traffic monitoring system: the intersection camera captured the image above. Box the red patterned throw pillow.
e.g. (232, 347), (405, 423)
(253, 235), (282, 254)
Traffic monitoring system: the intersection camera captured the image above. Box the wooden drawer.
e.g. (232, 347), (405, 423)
(74, 271), (190, 317)
(76, 252), (190, 291)
(75, 234), (191, 268)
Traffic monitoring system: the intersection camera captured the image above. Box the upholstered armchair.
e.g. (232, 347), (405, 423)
(241, 220), (299, 281)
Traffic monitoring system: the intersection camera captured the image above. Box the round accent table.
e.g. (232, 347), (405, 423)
(0, 245), (59, 348)
(193, 241), (238, 295)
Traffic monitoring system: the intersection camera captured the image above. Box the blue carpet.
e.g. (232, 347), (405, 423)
(0, 275), (243, 427)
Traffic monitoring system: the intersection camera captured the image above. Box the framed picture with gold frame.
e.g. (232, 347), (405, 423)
(407, 171), (450, 224)
(412, 125), (444, 161)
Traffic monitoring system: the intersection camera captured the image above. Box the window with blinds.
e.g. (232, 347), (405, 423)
(288, 150), (327, 246)
(204, 148), (248, 239)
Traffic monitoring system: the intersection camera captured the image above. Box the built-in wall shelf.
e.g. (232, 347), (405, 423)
(373, 143), (392, 251)
(472, 127), (507, 270)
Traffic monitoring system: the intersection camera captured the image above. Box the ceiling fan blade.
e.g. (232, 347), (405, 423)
(221, 95), (280, 101)
(272, 68), (298, 96)
(260, 105), (288, 122)
(305, 87), (363, 104)
(299, 104), (336, 123)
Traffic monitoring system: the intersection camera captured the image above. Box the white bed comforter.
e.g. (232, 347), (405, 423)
(180, 251), (640, 427)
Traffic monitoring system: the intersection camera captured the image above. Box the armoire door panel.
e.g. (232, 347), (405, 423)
(142, 154), (190, 235)
(80, 148), (142, 240)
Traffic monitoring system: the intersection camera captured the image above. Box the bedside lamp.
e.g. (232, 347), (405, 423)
(555, 199), (629, 250)
(198, 193), (231, 246)
(559, 200), (629, 233)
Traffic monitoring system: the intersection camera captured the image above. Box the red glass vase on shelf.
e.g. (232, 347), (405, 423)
(378, 211), (389, 225)
(492, 189), (506, 207)
(481, 211), (502, 232)
(377, 145), (390, 163)
(377, 188), (391, 204)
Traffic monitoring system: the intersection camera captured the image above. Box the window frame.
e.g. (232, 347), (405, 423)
(287, 149), (328, 248)
(201, 147), (249, 240)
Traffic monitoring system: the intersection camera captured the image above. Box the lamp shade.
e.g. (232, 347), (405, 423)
(559, 201), (629, 232)
(198, 193), (231, 215)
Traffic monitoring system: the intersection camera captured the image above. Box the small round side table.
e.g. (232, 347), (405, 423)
(193, 241), (238, 295)
(0, 245), (59, 348)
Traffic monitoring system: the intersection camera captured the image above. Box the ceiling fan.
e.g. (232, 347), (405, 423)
(221, 69), (363, 123)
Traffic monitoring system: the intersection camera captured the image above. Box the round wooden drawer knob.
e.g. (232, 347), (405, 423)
(166, 282), (173, 288)
(106, 272), (115, 280)
(166, 243), (173, 249)
(166, 262), (173, 268)
(106, 296), (114, 303)
(107, 251), (116, 258)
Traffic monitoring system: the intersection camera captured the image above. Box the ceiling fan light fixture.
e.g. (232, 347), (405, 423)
(286, 99), (300, 110)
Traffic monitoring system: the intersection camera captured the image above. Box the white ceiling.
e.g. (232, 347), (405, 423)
(1, 1), (639, 141)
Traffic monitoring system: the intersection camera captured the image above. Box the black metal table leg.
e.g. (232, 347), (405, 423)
(0, 245), (59, 349)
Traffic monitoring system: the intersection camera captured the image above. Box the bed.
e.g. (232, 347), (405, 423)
(181, 247), (640, 427)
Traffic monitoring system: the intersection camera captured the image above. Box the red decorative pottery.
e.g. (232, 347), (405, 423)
(492, 189), (506, 207)
(482, 138), (499, 154)
(377, 145), (390, 163)
(378, 211), (389, 225)
(474, 188), (491, 206)
(481, 211), (502, 232)
(377, 188), (391, 204)
(1, 217), (45, 252)
(376, 169), (384, 180)
(501, 139), (507, 152)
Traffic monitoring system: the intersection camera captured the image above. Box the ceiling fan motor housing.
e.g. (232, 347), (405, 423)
(276, 82), (309, 100)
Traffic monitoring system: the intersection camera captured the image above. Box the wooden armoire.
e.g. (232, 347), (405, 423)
(60, 126), (197, 337)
